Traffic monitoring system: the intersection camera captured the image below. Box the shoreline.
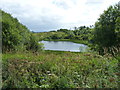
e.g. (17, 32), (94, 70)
(40, 39), (89, 45)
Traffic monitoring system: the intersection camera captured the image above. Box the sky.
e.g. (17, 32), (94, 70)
(0, 0), (119, 32)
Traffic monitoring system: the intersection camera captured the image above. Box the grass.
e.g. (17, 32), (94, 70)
(42, 39), (88, 45)
(2, 50), (119, 88)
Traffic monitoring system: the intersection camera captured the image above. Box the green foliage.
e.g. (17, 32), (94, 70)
(1, 3), (120, 89)
(1, 9), (43, 52)
(34, 26), (93, 45)
(2, 51), (119, 88)
(26, 34), (44, 52)
(115, 17), (120, 43)
(92, 4), (120, 55)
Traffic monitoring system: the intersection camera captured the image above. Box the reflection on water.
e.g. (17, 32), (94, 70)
(40, 41), (88, 52)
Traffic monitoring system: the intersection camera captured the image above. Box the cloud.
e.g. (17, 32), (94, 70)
(0, 0), (119, 32)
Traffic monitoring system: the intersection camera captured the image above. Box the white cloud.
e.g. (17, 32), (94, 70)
(0, 0), (119, 32)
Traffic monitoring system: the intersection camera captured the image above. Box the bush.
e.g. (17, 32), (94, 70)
(92, 3), (120, 55)
(1, 9), (43, 52)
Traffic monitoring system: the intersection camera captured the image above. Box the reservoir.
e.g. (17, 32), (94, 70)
(40, 41), (88, 52)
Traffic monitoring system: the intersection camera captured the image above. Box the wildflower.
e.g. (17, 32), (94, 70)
(47, 71), (50, 74)
(48, 74), (52, 76)
(74, 72), (78, 74)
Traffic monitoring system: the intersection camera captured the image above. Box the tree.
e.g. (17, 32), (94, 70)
(1, 9), (43, 52)
(115, 17), (120, 44)
(93, 3), (120, 55)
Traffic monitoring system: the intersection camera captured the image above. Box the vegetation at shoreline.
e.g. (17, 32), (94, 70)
(1, 2), (120, 89)
(33, 26), (93, 45)
(43, 39), (88, 45)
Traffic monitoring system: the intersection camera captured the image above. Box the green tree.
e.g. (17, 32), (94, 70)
(115, 17), (120, 44)
(93, 3), (120, 55)
(1, 9), (43, 52)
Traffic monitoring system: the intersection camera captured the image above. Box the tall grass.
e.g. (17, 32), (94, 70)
(2, 51), (119, 88)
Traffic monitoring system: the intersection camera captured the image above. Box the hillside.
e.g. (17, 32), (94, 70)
(1, 9), (43, 52)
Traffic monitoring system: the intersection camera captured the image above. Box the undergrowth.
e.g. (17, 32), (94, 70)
(2, 51), (119, 88)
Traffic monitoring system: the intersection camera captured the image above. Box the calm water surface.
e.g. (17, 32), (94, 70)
(40, 41), (88, 52)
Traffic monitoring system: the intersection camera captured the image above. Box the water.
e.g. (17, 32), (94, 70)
(40, 41), (88, 52)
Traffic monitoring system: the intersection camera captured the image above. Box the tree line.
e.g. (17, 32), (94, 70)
(33, 26), (93, 45)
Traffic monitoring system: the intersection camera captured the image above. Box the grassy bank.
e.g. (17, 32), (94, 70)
(2, 50), (119, 88)
(42, 39), (88, 45)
